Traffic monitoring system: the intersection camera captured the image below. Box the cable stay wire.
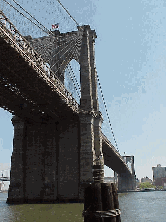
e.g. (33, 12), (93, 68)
(52, 36), (78, 60)
(50, 40), (77, 70)
(32, 36), (78, 70)
(45, 43), (78, 80)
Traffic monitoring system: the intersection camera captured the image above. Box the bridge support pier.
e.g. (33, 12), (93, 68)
(79, 111), (104, 199)
(118, 173), (136, 192)
(7, 116), (25, 203)
(7, 113), (104, 203)
(79, 112), (96, 199)
(118, 155), (136, 192)
(114, 171), (118, 188)
(7, 115), (80, 203)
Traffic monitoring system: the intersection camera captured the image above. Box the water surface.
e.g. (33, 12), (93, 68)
(0, 191), (165, 221)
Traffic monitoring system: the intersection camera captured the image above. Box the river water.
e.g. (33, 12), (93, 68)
(0, 191), (166, 222)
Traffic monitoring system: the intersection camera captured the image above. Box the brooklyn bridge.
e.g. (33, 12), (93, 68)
(0, 0), (136, 203)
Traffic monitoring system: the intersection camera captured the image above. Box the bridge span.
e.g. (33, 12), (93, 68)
(0, 10), (136, 203)
(102, 133), (131, 175)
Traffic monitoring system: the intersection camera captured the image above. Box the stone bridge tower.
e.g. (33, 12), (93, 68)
(7, 25), (104, 203)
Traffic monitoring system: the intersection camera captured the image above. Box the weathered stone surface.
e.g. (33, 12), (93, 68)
(58, 118), (80, 199)
(118, 173), (136, 191)
(7, 116), (25, 203)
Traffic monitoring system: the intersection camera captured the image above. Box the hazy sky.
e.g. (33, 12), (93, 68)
(0, 0), (166, 180)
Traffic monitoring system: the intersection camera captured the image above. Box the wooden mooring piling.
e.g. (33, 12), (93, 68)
(83, 161), (121, 222)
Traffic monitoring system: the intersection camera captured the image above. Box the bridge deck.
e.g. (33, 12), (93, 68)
(102, 133), (131, 175)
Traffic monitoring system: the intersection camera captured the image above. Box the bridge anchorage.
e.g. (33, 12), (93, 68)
(0, 10), (136, 204)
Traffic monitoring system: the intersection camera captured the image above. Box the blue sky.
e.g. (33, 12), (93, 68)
(0, 0), (166, 180)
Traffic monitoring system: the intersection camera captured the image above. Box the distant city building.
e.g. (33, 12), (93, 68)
(152, 164), (166, 180)
(154, 177), (166, 187)
(152, 164), (166, 188)
(141, 176), (152, 183)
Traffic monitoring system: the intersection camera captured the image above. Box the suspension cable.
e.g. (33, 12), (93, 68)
(2, 0), (51, 35)
(56, 0), (81, 28)
(66, 65), (80, 100)
(97, 73), (119, 152)
(68, 63), (81, 90)
(9, 0), (53, 36)
(66, 64), (80, 95)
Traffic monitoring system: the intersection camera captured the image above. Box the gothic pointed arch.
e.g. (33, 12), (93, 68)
(64, 59), (81, 104)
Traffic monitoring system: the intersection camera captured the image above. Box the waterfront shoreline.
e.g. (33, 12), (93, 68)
(118, 189), (166, 193)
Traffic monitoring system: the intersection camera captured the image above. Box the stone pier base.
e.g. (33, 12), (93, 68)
(7, 116), (83, 204)
(118, 173), (136, 192)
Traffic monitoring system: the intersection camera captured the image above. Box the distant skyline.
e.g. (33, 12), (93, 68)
(0, 0), (166, 181)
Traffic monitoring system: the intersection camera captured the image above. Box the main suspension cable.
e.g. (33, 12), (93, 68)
(2, 0), (51, 35)
(9, 0), (53, 36)
(56, 0), (81, 28)
(68, 63), (81, 90)
(97, 73), (119, 152)
(66, 64), (81, 99)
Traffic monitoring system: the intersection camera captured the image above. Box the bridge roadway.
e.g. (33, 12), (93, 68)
(0, 11), (131, 176)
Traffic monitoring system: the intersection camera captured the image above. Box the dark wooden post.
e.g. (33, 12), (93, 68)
(84, 184), (93, 222)
(111, 183), (121, 222)
(83, 175), (121, 221)
(84, 183), (104, 222)
(101, 183), (116, 222)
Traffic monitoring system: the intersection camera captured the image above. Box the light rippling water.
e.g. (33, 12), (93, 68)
(0, 191), (166, 221)
(119, 191), (166, 222)
(0, 193), (84, 222)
